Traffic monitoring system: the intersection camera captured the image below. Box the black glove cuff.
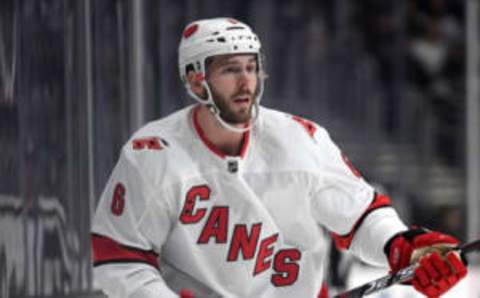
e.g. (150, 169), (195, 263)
(383, 227), (430, 257)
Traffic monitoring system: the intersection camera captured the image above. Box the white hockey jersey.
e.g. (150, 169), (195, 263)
(91, 104), (407, 298)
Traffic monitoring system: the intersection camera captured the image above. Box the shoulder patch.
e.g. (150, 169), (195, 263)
(292, 116), (317, 138)
(132, 136), (169, 151)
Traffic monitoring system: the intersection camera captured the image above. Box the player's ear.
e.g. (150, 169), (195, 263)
(186, 71), (207, 98)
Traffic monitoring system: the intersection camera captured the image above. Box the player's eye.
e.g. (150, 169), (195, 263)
(222, 66), (241, 74)
(246, 64), (257, 73)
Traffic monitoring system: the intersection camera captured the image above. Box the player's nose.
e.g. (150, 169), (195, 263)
(237, 70), (255, 89)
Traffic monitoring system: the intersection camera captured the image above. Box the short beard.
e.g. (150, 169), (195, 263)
(210, 88), (255, 125)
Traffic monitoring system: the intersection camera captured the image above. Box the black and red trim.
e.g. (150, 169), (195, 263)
(192, 105), (250, 159)
(91, 233), (159, 268)
(331, 193), (392, 250)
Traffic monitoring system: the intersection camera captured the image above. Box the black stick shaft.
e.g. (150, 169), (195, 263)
(333, 239), (480, 298)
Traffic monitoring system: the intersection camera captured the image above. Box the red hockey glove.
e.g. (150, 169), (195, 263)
(385, 228), (467, 297)
(412, 251), (467, 297)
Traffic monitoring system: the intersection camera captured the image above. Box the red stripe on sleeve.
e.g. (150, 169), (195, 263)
(91, 233), (159, 268)
(331, 193), (392, 250)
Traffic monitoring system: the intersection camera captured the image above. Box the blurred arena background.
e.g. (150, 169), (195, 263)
(0, 0), (479, 297)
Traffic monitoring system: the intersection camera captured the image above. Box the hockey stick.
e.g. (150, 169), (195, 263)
(333, 239), (480, 298)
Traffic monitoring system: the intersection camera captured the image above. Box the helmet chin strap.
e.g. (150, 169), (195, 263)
(206, 79), (264, 133)
(188, 76), (264, 134)
(207, 102), (259, 134)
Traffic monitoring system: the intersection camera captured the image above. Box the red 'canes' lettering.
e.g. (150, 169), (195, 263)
(227, 223), (262, 261)
(197, 206), (229, 244)
(271, 249), (302, 286)
(180, 185), (210, 224)
(179, 185), (303, 287)
(254, 233), (279, 276)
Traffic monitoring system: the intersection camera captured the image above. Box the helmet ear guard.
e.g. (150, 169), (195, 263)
(178, 17), (266, 132)
(184, 67), (209, 104)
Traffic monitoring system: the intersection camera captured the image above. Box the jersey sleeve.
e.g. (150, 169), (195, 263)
(309, 128), (407, 265)
(349, 207), (407, 266)
(91, 146), (177, 297)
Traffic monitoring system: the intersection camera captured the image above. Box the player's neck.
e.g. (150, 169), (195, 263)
(196, 105), (246, 156)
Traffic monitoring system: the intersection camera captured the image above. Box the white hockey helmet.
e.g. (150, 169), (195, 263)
(178, 17), (265, 132)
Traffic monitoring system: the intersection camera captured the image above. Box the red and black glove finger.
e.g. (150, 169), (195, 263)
(412, 251), (467, 298)
(384, 227), (460, 273)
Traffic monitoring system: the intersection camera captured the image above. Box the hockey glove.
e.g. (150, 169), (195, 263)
(384, 228), (467, 297)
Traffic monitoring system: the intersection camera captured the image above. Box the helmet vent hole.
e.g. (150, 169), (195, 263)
(226, 26), (244, 31)
(217, 37), (226, 43)
(234, 45), (238, 50)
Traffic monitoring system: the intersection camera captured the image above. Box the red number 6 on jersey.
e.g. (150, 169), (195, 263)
(111, 183), (126, 216)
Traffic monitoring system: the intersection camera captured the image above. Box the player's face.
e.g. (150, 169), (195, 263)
(206, 54), (258, 124)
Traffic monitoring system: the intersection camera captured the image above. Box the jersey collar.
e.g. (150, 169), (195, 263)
(192, 105), (250, 159)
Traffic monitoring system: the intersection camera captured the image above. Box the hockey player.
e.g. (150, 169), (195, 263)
(91, 18), (467, 298)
